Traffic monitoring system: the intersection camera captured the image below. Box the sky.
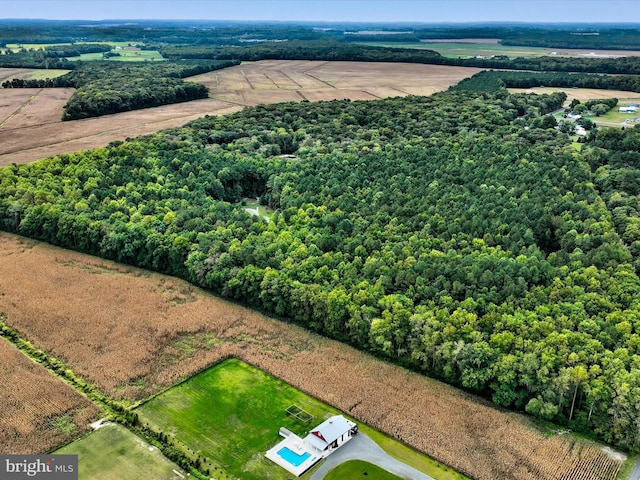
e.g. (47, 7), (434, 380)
(0, 0), (639, 24)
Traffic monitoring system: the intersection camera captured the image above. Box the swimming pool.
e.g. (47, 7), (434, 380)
(277, 446), (311, 467)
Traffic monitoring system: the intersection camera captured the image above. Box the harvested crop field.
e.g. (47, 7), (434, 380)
(0, 334), (100, 454)
(0, 89), (241, 166)
(193, 60), (483, 105)
(0, 62), (482, 165)
(0, 232), (625, 480)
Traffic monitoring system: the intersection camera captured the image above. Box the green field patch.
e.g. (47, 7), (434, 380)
(135, 358), (454, 480)
(584, 109), (640, 126)
(324, 460), (402, 480)
(136, 358), (329, 479)
(67, 50), (165, 62)
(56, 423), (184, 480)
(19, 69), (70, 80)
(358, 41), (550, 58)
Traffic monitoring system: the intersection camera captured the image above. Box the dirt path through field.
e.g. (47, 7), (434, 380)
(0, 88), (42, 129)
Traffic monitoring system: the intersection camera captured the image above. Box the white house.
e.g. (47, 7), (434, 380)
(265, 415), (358, 477)
(619, 106), (638, 113)
(303, 415), (358, 454)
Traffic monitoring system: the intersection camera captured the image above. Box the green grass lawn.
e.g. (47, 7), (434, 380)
(136, 358), (329, 479)
(18, 69), (70, 80)
(6, 42), (140, 52)
(324, 460), (402, 480)
(135, 358), (464, 480)
(55, 423), (183, 480)
(584, 110), (640, 126)
(66, 50), (165, 62)
(357, 41), (551, 58)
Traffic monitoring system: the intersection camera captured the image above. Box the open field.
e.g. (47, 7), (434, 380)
(361, 40), (640, 59)
(0, 89), (242, 166)
(0, 87), (74, 130)
(0, 61), (482, 165)
(0, 335), (100, 454)
(0, 68), (69, 82)
(56, 423), (185, 480)
(66, 49), (164, 62)
(193, 60), (484, 105)
(0, 232), (626, 480)
(137, 358), (340, 479)
(5, 42), (140, 52)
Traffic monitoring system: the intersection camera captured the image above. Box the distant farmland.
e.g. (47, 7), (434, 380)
(360, 40), (640, 59)
(0, 61), (482, 165)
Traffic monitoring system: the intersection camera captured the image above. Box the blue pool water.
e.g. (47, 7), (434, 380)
(277, 446), (311, 467)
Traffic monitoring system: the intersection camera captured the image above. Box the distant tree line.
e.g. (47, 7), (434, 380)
(160, 40), (442, 62)
(452, 70), (640, 94)
(4, 20), (640, 50)
(159, 40), (640, 75)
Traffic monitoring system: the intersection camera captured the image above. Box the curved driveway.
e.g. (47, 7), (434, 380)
(308, 432), (435, 480)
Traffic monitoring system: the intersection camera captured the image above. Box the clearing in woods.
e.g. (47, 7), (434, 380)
(0, 61), (482, 165)
(0, 232), (626, 480)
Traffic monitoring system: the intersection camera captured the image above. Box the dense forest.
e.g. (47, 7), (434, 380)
(3, 87), (640, 451)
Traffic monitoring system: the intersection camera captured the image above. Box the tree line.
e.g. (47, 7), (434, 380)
(452, 70), (640, 94)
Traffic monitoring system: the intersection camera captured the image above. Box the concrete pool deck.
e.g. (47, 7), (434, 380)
(265, 432), (321, 477)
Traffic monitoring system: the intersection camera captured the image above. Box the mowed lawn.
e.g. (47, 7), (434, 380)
(55, 423), (184, 480)
(135, 358), (337, 480)
(324, 460), (402, 480)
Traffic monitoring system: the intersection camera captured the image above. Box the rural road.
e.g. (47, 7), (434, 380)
(308, 433), (435, 480)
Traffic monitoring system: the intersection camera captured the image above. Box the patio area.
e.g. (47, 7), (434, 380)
(265, 432), (321, 477)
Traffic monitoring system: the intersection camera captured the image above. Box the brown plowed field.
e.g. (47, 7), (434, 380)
(0, 336), (100, 454)
(0, 62), (483, 165)
(0, 232), (624, 480)
(194, 60), (484, 104)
